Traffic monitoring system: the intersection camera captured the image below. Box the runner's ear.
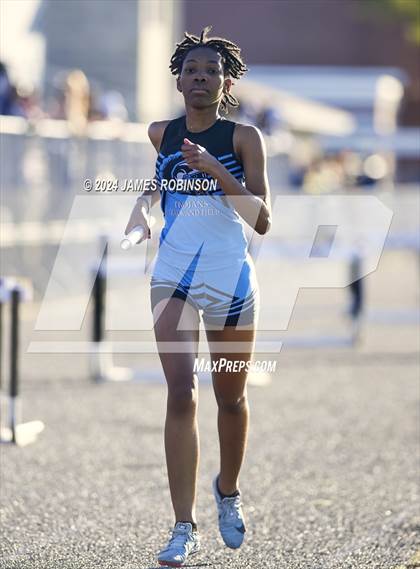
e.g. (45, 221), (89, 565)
(223, 77), (233, 94)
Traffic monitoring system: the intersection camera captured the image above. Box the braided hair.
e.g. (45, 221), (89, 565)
(169, 25), (247, 115)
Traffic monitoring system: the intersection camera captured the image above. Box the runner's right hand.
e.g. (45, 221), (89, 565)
(124, 202), (151, 241)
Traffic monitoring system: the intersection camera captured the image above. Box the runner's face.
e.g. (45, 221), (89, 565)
(178, 47), (230, 109)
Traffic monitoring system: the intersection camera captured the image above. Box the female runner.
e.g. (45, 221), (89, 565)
(125, 26), (271, 567)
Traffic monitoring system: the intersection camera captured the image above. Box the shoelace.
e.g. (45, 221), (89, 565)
(164, 528), (192, 551)
(220, 495), (243, 522)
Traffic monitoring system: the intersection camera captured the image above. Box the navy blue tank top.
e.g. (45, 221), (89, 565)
(154, 115), (249, 271)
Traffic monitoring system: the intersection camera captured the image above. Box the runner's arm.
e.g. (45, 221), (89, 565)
(209, 125), (272, 235)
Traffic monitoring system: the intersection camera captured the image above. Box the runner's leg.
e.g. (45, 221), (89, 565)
(204, 325), (256, 495)
(153, 297), (200, 524)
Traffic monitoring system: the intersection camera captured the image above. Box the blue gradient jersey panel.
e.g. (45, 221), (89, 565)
(154, 115), (249, 272)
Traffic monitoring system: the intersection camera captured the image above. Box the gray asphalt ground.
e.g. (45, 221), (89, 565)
(1, 250), (419, 569)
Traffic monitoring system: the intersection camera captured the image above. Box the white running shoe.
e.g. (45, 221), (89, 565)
(212, 475), (247, 549)
(157, 521), (200, 567)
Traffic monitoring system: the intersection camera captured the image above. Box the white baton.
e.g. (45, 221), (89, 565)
(120, 225), (146, 250)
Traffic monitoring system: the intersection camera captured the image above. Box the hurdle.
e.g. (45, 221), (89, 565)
(90, 231), (367, 383)
(280, 252), (364, 348)
(0, 277), (45, 446)
(248, 232), (366, 349)
(365, 232), (419, 325)
(90, 238), (131, 382)
(89, 235), (163, 383)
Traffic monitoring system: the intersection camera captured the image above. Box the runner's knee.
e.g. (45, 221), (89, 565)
(167, 376), (198, 415)
(216, 394), (248, 415)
